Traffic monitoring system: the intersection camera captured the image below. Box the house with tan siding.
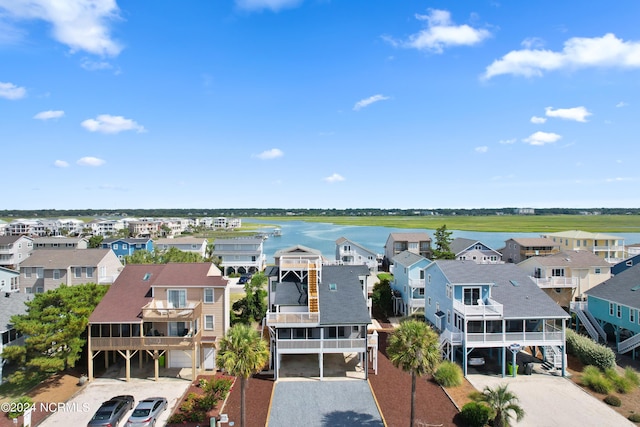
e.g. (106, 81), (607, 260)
(19, 249), (123, 293)
(87, 263), (229, 381)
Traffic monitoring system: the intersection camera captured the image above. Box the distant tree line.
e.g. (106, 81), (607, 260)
(2, 207), (639, 218)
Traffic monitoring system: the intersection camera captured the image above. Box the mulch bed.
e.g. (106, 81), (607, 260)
(166, 374), (236, 427)
(369, 331), (463, 427)
(208, 330), (461, 426)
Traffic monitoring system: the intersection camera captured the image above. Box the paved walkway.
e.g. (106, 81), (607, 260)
(267, 380), (384, 427)
(467, 373), (633, 427)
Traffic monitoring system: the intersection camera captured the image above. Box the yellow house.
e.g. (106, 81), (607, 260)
(541, 230), (626, 263)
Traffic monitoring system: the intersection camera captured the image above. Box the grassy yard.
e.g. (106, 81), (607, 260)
(261, 215), (640, 233)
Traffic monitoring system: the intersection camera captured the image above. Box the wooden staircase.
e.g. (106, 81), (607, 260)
(308, 263), (319, 313)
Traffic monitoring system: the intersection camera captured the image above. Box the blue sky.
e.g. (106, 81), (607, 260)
(2, 1), (640, 210)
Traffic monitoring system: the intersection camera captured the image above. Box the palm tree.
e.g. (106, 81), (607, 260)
(474, 384), (525, 427)
(386, 319), (441, 427)
(216, 323), (269, 427)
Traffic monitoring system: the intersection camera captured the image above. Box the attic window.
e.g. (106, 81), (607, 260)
(329, 283), (337, 291)
(143, 273), (152, 281)
(631, 285), (640, 291)
(510, 280), (519, 287)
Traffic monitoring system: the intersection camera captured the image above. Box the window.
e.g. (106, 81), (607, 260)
(447, 310), (451, 325)
(24, 267), (31, 278)
(595, 268), (601, 274)
(610, 302), (614, 316)
(446, 284), (452, 299)
(123, 244), (128, 249)
(419, 270), (425, 280)
(418, 288), (425, 296)
(168, 289), (187, 308)
(552, 268), (565, 277)
(53, 269), (60, 280)
(113, 243), (119, 249)
(631, 309), (636, 323)
(428, 297), (431, 306)
(463, 287), (481, 305)
(204, 288), (214, 303)
(617, 305), (622, 318)
(74, 267), (82, 278)
(36, 268), (44, 279)
(86, 267), (94, 278)
(204, 315), (214, 330)
(428, 274), (431, 284)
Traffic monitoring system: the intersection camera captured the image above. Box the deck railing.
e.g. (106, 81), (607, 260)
(266, 311), (320, 325)
(90, 330), (201, 351)
(453, 298), (503, 318)
(466, 330), (563, 344)
(276, 337), (367, 351)
(142, 300), (202, 322)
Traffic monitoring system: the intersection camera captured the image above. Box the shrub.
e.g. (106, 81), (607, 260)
(8, 396), (34, 419)
(460, 402), (491, 427)
(566, 329), (616, 370)
(629, 413), (640, 423)
(605, 367), (634, 394)
(581, 365), (613, 394)
(625, 367), (640, 387)
(604, 395), (622, 407)
(433, 361), (463, 387)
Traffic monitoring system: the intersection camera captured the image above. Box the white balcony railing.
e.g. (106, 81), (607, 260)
(453, 298), (503, 318)
(276, 338), (367, 351)
(466, 331), (563, 344)
(266, 312), (320, 325)
(532, 276), (578, 288)
(409, 278), (425, 288)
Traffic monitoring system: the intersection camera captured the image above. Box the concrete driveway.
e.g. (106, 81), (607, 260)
(466, 373), (633, 427)
(39, 377), (190, 427)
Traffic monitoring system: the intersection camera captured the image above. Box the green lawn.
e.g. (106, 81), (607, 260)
(260, 215), (640, 233)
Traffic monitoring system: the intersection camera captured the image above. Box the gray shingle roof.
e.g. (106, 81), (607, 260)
(318, 266), (371, 325)
(0, 292), (32, 332)
(528, 250), (611, 268)
(435, 261), (569, 319)
(586, 263), (640, 307)
(20, 249), (115, 268)
(449, 238), (478, 255)
(392, 250), (429, 267)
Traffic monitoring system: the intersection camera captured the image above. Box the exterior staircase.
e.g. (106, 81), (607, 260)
(308, 263), (319, 313)
(570, 303), (602, 342)
(618, 333), (640, 354)
(542, 345), (564, 371)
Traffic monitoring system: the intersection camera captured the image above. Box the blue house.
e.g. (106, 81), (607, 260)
(612, 254), (640, 276)
(391, 251), (431, 316)
(425, 261), (569, 377)
(584, 263), (640, 356)
(102, 238), (154, 260)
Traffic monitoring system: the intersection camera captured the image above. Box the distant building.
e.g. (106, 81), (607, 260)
(502, 237), (560, 264)
(542, 230), (626, 263)
(514, 208), (535, 215)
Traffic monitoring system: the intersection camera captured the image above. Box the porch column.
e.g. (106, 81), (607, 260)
(154, 350), (159, 382)
(105, 350), (109, 369)
(192, 345), (197, 381)
(501, 346), (506, 378)
(88, 349), (94, 381)
(319, 352), (324, 380)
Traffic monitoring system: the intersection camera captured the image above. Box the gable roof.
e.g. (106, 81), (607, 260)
(392, 250), (429, 268)
(151, 263), (227, 287)
(523, 250), (611, 268)
(508, 237), (558, 247)
(612, 254), (640, 275)
(543, 230), (623, 241)
(335, 237), (377, 256)
(433, 261), (568, 319)
(33, 237), (88, 244)
(103, 238), (152, 244)
(385, 232), (431, 247)
(449, 238), (478, 255)
(586, 263), (640, 307)
(0, 235), (32, 245)
(154, 237), (207, 245)
(20, 249), (117, 268)
(274, 245), (322, 258)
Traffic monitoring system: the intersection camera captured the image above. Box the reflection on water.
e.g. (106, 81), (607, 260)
(245, 219), (640, 264)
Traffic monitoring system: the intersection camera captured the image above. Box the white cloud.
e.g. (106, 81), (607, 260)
(475, 146), (488, 153)
(80, 58), (114, 71)
(523, 131), (562, 146)
(34, 110), (64, 120)
(545, 106), (592, 122)
(484, 33), (640, 79)
(353, 94), (389, 111)
(77, 156), (105, 166)
(616, 101), (629, 108)
(606, 177), (633, 183)
(498, 138), (516, 144)
(81, 114), (146, 134)
(0, 81), (26, 99)
(235, 0), (302, 12)
(530, 116), (547, 124)
(323, 173), (345, 183)
(53, 159), (68, 168)
(0, 0), (123, 56)
(256, 148), (284, 160)
(521, 37), (545, 49)
(389, 9), (490, 53)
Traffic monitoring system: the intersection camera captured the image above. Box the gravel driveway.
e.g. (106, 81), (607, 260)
(39, 377), (190, 427)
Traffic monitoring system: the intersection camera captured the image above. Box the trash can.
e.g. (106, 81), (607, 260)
(525, 362), (534, 375)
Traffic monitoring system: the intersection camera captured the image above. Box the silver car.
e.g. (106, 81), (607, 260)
(124, 397), (168, 427)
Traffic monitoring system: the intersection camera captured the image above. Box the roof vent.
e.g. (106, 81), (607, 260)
(143, 273), (152, 281)
(510, 280), (519, 287)
(631, 285), (640, 291)
(329, 283), (337, 291)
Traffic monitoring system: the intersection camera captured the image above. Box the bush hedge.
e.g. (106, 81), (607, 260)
(629, 413), (640, 423)
(566, 329), (616, 370)
(604, 395), (622, 407)
(460, 402), (491, 427)
(433, 361), (463, 387)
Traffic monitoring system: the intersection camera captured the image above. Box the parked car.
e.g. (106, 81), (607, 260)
(87, 395), (134, 427)
(238, 274), (252, 285)
(125, 397), (168, 427)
